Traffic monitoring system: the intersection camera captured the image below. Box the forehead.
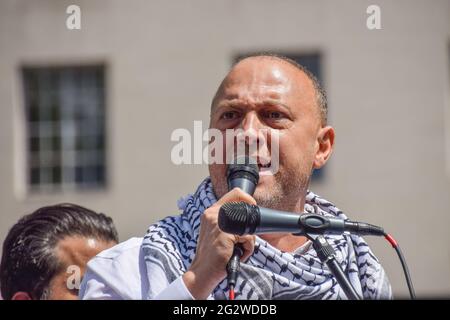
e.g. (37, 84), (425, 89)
(213, 57), (316, 108)
(227, 58), (291, 88)
(55, 236), (112, 268)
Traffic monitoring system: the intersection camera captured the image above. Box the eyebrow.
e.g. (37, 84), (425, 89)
(212, 99), (292, 113)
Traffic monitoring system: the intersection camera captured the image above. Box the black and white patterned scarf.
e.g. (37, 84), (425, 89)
(142, 177), (392, 300)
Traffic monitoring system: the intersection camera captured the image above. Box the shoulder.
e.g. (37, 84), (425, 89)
(96, 236), (143, 260)
(80, 237), (147, 300)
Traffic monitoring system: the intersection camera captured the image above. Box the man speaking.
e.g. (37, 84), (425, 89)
(80, 54), (392, 300)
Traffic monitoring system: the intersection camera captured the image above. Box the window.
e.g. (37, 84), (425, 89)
(234, 52), (325, 181)
(22, 65), (106, 191)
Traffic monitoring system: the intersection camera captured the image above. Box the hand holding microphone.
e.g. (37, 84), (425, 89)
(182, 156), (259, 300)
(225, 156), (259, 298)
(182, 188), (256, 300)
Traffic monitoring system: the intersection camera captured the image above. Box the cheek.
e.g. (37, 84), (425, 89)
(209, 163), (226, 177)
(209, 163), (229, 198)
(277, 132), (315, 166)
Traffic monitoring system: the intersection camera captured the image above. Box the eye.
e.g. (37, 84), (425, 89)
(220, 111), (240, 120)
(265, 111), (284, 119)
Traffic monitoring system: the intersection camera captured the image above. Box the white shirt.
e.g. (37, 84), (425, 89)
(80, 237), (317, 300)
(79, 237), (194, 300)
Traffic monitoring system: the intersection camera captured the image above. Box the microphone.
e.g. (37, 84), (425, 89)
(225, 156), (259, 297)
(218, 202), (385, 237)
(227, 156), (259, 194)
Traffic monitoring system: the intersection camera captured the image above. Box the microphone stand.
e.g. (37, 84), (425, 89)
(306, 233), (361, 300)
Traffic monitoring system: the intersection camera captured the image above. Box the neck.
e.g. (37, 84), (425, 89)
(260, 233), (308, 253)
(259, 195), (308, 253)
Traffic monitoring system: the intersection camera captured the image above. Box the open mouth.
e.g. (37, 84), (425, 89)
(257, 160), (272, 172)
(228, 155), (275, 175)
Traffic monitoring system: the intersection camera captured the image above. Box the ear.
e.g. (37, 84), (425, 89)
(313, 126), (335, 169)
(11, 291), (33, 300)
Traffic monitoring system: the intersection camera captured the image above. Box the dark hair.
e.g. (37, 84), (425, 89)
(212, 53), (328, 125)
(0, 203), (119, 299)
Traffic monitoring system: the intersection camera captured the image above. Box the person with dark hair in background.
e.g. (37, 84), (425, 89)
(0, 203), (118, 300)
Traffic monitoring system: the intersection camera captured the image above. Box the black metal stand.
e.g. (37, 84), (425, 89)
(306, 233), (361, 300)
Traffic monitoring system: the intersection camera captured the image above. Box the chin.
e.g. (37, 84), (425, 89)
(254, 181), (278, 202)
(256, 169), (279, 188)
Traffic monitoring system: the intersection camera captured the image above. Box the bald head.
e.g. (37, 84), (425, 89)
(212, 54), (327, 126)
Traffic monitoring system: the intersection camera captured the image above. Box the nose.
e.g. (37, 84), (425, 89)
(234, 112), (261, 145)
(234, 112), (270, 161)
(240, 111), (262, 136)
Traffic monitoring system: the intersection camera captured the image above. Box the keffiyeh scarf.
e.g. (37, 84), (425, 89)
(142, 177), (392, 300)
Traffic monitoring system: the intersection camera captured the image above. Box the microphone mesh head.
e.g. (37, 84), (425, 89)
(218, 202), (259, 235)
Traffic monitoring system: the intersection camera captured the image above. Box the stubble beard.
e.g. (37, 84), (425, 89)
(253, 163), (310, 213)
(210, 161), (311, 213)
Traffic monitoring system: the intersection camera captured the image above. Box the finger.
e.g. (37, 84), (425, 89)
(215, 187), (257, 207)
(237, 235), (256, 261)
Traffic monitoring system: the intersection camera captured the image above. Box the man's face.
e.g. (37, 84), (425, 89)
(46, 236), (116, 300)
(209, 57), (329, 210)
